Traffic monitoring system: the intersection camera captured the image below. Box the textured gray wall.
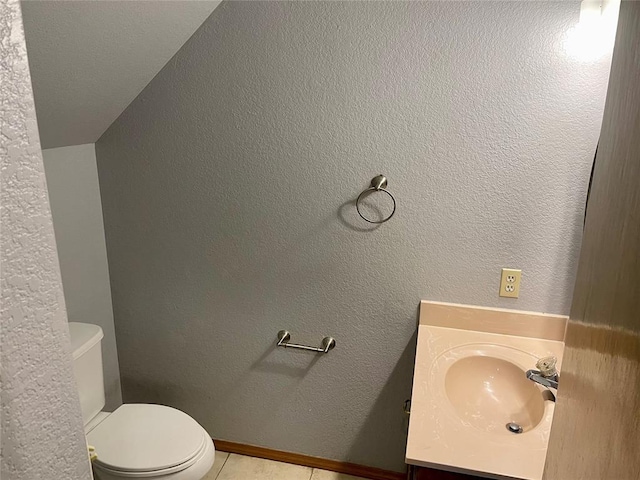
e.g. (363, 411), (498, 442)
(96, 2), (611, 472)
(0, 1), (92, 478)
(43, 144), (122, 411)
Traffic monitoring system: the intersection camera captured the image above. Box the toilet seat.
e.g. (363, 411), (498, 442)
(88, 404), (209, 477)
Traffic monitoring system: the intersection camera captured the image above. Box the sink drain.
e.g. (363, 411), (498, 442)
(506, 422), (523, 434)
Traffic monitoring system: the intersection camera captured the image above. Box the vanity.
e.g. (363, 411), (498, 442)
(405, 301), (566, 480)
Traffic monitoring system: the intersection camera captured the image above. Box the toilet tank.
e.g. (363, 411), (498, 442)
(68, 322), (105, 426)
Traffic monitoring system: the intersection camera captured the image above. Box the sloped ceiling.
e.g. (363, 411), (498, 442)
(21, 0), (221, 149)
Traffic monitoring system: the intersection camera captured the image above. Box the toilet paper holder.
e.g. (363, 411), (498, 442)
(276, 330), (336, 354)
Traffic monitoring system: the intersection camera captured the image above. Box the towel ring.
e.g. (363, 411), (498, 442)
(356, 175), (397, 224)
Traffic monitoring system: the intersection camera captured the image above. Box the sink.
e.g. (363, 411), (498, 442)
(428, 342), (554, 444)
(406, 301), (566, 480)
(445, 355), (545, 434)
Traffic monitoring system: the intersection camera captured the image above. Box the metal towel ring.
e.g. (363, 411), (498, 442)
(356, 175), (397, 224)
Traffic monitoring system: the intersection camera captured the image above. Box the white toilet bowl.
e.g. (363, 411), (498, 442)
(87, 404), (215, 480)
(68, 323), (215, 480)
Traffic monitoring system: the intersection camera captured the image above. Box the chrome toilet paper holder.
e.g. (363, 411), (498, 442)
(276, 330), (336, 354)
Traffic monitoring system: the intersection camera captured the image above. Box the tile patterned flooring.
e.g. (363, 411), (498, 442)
(203, 452), (368, 480)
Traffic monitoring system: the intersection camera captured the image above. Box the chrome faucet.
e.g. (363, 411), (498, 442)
(526, 356), (559, 390)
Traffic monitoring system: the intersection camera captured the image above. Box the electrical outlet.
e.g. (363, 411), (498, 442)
(500, 268), (522, 298)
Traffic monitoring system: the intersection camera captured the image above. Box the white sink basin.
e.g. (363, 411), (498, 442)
(444, 349), (546, 434)
(406, 302), (566, 480)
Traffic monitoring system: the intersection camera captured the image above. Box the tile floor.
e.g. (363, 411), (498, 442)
(203, 452), (368, 480)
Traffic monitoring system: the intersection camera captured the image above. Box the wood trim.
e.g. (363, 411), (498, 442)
(409, 465), (484, 479)
(213, 439), (406, 480)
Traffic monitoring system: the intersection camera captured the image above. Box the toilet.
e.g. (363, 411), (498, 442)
(69, 322), (215, 480)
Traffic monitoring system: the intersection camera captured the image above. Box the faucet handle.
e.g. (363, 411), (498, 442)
(536, 356), (557, 377)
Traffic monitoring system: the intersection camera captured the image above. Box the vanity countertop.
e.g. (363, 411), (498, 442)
(405, 301), (567, 480)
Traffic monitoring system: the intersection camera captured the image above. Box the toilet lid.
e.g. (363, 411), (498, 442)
(87, 404), (207, 473)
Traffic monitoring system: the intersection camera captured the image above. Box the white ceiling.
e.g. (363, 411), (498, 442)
(21, 0), (222, 149)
